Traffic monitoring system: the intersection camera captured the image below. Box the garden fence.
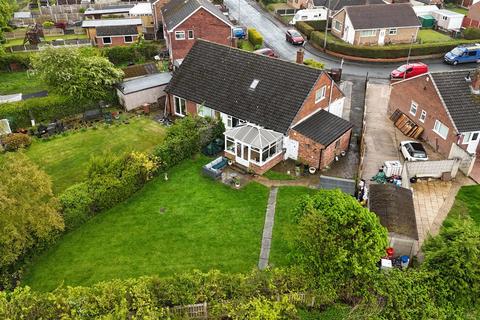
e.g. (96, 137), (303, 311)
(448, 143), (476, 176)
(170, 302), (208, 319)
(8, 39), (92, 52)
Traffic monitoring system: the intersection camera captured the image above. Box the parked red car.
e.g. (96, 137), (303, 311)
(253, 48), (278, 58)
(286, 29), (304, 45)
(390, 62), (428, 79)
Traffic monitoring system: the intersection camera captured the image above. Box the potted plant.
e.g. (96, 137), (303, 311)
(232, 176), (240, 189)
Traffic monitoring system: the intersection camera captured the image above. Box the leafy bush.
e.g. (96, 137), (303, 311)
(102, 43), (163, 65)
(303, 58), (324, 70)
(42, 21), (54, 28)
(296, 22), (315, 39)
(248, 28), (264, 48)
(1, 133), (32, 151)
(0, 94), (84, 129)
(306, 20), (326, 31)
(58, 182), (92, 230)
(463, 27), (480, 40)
(0, 53), (32, 71)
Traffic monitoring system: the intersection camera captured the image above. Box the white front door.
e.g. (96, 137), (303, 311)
(466, 132), (480, 154)
(378, 29), (385, 45)
(235, 142), (250, 167)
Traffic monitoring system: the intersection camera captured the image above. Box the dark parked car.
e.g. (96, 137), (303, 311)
(253, 48), (278, 58)
(286, 29), (304, 45)
(399, 141), (428, 161)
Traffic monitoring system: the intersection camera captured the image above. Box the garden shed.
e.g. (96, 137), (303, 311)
(431, 9), (464, 31)
(116, 72), (172, 111)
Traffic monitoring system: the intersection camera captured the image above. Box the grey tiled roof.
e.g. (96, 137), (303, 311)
(431, 70), (480, 133)
(165, 40), (326, 134)
(292, 109), (352, 146)
(161, 0), (231, 31)
(344, 4), (420, 29)
(313, 0), (384, 11)
(96, 25), (139, 37)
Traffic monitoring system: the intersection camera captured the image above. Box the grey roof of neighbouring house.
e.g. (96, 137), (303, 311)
(161, 0), (232, 31)
(313, 0), (385, 11)
(369, 184), (419, 240)
(96, 25), (139, 37)
(82, 18), (142, 28)
(343, 4), (421, 29)
(431, 70), (480, 132)
(292, 109), (353, 146)
(165, 40), (327, 134)
(118, 72), (172, 94)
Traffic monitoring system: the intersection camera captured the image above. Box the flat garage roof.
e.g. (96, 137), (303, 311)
(118, 72), (172, 95)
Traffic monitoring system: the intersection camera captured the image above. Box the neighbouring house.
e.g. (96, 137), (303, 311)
(129, 3), (156, 40)
(287, 0), (385, 12)
(117, 72), (172, 111)
(151, 0), (173, 40)
(161, 0), (233, 65)
(463, 2), (480, 27)
(83, 6), (133, 20)
(331, 4), (421, 46)
(388, 70), (480, 160)
(164, 40), (352, 174)
(82, 19), (142, 47)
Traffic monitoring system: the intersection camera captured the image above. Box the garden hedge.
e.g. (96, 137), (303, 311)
(0, 53), (32, 71)
(248, 28), (264, 48)
(306, 20), (326, 32)
(295, 22), (315, 39)
(102, 43), (163, 65)
(0, 95), (84, 129)
(309, 31), (480, 59)
(463, 27), (480, 40)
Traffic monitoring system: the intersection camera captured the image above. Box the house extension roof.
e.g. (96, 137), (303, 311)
(161, 0), (232, 31)
(225, 124), (283, 149)
(118, 72), (172, 94)
(81, 18), (142, 28)
(431, 70), (480, 132)
(165, 40), (326, 134)
(83, 6), (133, 15)
(292, 109), (352, 146)
(96, 25), (139, 37)
(313, 0), (384, 11)
(344, 4), (421, 29)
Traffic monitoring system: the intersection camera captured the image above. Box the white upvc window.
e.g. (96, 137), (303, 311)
(225, 137), (235, 154)
(463, 132), (479, 144)
(419, 110), (427, 123)
(315, 85), (326, 103)
(410, 101), (418, 116)
(174, 96), (186, 116)
(102, 37), (112, 44)
(196, 104), (215, 118)
(188, 30), (194, 39)
(333, 20), (342, 31)
(259, 140), (283, 164)
(227, 115), (245, 128)
(175, 31), (185, 40)
(433, 120), (449, 140)
(388, 28), (397, 35)
(360, 29), (376, 37)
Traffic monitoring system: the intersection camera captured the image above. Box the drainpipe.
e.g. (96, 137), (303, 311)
(327, 76), (334, 112)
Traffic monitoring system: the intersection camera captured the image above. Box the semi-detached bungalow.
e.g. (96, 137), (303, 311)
(164, 40), (353, 174)
(331, 4), (421, 46)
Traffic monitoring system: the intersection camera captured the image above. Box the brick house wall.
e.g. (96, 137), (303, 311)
(224, 150), (285, 174)
(388, 75), (461, 157)
(319, 128), (351, 168)
(95, 35), (139, 48)
(463, 4), (480, 27)
(167, 8), (232, 62)
(291, 73), (343, 125)
(331, 10), (346, 39)
(353, 27), (418, 46)
(287, 0), (310, 9)
(152, 0), (170, 38)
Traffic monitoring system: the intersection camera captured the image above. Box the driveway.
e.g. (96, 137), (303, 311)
(224, 0), (461, 78)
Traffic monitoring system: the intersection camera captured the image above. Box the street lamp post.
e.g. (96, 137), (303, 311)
(403, 33), (415, 80)
(323, 0), (331, 49)
(238, 0), (241, 24)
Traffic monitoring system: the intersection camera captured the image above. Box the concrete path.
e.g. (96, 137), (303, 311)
(258, 187), (278, 270)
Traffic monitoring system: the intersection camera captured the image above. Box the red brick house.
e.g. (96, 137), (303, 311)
(164, 40), (352, 174)
(82, 19), (142, 47)
(161, 0), (233, 65)
(388, 70), (480, 159)
(459, 0), (478, 9)
(463, 2), (480, 27)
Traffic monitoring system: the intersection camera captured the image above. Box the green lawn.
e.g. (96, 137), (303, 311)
(444, 185), (480, 225)
(445, 4), (468, 15)
(23, 156), (269, 291)
(263, 170), (296, 180)
(4, 33), (88, 47)
(0, 71), (48, 95)
(278, 15), (294, 25)
(269, 186), (316, 267)
(417, 30), (452, 44)
(26, 117), (166, 193)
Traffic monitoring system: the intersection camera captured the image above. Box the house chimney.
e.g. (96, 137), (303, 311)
(471, 68), (480, 94)
(296, 48), (304, 64)
(231, 36), (238, 49)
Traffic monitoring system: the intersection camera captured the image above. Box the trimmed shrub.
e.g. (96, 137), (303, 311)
(248, 28), (264, 48)
(102, 43), (163, 65)
(59, 182), (92, 230)
(306, 20), (326, 31)
(463, 27), (480, 40)
(0, 95), (84, 129)
(296, 22), (315, 39)
(303, 58), (324, 69)
(1, 133), (32, 151)
(42, 21), (54, 28)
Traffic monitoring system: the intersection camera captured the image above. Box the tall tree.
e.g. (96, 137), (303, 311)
(0, 0), (14, 43)
(0, 153), (64, 270)
(33, 47), (124, 103)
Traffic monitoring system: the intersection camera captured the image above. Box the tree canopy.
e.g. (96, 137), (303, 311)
(0, 0), (14, 43)
(32, 47), (124, 103)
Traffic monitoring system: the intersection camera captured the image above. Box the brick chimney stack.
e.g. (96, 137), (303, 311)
(472, 68), (480, 93)
(231, 36), (238, 49)
(296, 48), (304, 65)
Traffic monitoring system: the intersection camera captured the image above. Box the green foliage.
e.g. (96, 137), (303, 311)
(303, 58), (324, 70)
(102, 42), (163, 65)
(223, 295), (299, 319)
(0, 94), (82, 129)
(295, 22), (315, 39)
(58, 182), (92, 230)
(305, 20), (326, 31)
(1, 133), (32, 151)
(0, 153), (63, 288)
(33, 47), (123, 103)
(310, 31), (480, 59)
(41, 21), (54, 28)
(0, 0), (14, 42)
(0, 53), (31, 71)
(463, 27), (480, 40)
(293, 190), (388, 296)
(248, 28), (264, 47)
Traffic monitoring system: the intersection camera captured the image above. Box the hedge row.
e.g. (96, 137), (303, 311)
(309, 31), (480, 59)
(0, 53), (32, 71)
(295, 22), (315, 39)
(248, 28), (264, 48)
(102, 43), (162, 65)
(0, 95), (84, 129)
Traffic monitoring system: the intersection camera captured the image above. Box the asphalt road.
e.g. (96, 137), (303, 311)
(224, 0), (462, 78)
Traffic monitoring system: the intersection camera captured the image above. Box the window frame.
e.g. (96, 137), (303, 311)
(419, 110), (427, 123)
(174, 95), (186, 117)
(102, 37), (112, 44)
(433, 120), (449, 140)
(315, 85), (326, 103)
(409, 101), (418, 116)
(175, 31), (186, 40)
(360, 29), (376, 37)
(187, 30), (194, 39)
(196, 104), (215, 118)
(333, 20), (342, 31)
(463, 132), (479, 144)
(388, 28), (397, 35)
(124, 35), (133, 43)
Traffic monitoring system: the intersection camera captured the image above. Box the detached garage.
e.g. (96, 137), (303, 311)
(117, 72), (172, 111)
